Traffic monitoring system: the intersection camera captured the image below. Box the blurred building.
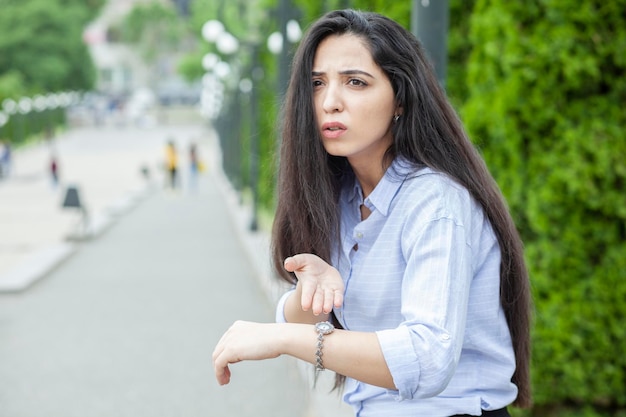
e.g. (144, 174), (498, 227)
(83, 0), (198, 106)
(83, 0), (154, 96)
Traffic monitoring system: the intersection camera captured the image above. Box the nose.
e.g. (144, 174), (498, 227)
(321, 83), (343, 113)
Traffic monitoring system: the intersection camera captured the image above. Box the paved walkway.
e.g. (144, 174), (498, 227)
(0, 116), (353, 416)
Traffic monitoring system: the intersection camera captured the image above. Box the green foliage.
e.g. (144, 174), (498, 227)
(462, 0), (626, 413)
(177, 52), (207, 82)
(446, 0), (476, 107)
(352, 0), (410, 28)
(0, 0), (103, 144)
(0, 71), (27, 100)
(0, 0), (102, 93)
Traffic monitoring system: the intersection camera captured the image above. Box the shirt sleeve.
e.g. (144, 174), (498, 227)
(275, 288), (296, 323)
(377, 211), (473, 401)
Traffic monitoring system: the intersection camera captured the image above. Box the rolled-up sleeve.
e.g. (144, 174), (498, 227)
(377, 324), (455, 400)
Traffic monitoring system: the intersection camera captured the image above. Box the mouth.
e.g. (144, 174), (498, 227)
(321, 122), (347, 138)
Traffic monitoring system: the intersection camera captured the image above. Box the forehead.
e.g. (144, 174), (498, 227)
(313, 34), (377, 70)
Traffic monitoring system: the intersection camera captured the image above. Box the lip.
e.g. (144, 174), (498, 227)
(321, 122), (347, 139)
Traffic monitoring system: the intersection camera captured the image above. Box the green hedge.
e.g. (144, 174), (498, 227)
(462, 1), (626, 414)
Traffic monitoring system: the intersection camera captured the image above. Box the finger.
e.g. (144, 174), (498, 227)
(212, 345), (223, 364)
(214, 362), (231, 385)
(213, 346), (228, 380)
(211, 329), (231, 363)
(311, 287), (325, 316)
(300, 281), (316, 311)
(322, 288), (335, 314)
(334, 289), (344, 308)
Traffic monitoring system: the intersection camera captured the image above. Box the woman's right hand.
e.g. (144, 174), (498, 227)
(284, 254), (345, 316)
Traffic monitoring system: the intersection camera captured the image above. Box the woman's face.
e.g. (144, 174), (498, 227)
(312, 34), (398, 169)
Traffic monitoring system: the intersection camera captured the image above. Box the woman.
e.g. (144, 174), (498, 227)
(213, 9), (531, 417)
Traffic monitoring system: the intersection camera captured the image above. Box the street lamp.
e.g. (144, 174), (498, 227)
(266, 18), (303, 73)
(286, 19), (303, 43)
(201, 20), (225, 43)
(202, 52), (220, 72)
(216, 31), (239, 55)
(31, 95), (48, 136)
(266, 31), (283, 55)
(201, 53), (224, 121)
(201, 20), (261, 231)
(16, 97), (33, 143)
(2, 98), (17, 115)
(201, 20), (244, 193)
(1, 99), (15, 145)
(201, 14), (302, 232)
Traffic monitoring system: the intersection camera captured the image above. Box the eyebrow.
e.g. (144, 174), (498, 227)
(312, 69), (375, 78)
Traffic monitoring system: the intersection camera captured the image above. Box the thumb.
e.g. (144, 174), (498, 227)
(283, 254), (311, 272)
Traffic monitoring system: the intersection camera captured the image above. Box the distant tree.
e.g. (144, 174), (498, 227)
(0, 0), (104, 94)
(0, 71), (27, 100)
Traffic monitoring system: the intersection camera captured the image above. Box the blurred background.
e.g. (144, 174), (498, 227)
(0, 0), (624, 416)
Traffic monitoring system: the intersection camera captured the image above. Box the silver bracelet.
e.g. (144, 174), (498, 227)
(314, 321), (335, 372)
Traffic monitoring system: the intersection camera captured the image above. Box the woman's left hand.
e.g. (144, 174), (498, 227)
(212, 321), (282, 385)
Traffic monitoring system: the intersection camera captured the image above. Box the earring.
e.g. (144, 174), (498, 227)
(393, 114), (400, 123)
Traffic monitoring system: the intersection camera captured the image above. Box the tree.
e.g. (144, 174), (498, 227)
(0, 0), (104, 94)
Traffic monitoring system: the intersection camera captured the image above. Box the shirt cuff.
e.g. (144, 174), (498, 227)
(275, 288), (296, 323)
(376, 326), (420, 401)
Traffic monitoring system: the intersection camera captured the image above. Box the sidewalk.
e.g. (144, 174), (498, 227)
(0, 121), (200, 292)
(0, 114), (353, 417)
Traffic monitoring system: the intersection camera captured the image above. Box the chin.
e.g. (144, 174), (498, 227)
(323, 148), (350, 158)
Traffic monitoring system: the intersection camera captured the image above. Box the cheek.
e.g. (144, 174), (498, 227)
(359, 100), (395, 128)
(313, 99), (324, 122)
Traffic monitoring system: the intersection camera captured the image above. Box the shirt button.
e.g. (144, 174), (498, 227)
(355, 232), (363, 239)
(441, 333), (450, 341)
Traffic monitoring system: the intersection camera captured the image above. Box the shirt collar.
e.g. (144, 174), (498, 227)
(343, 157), (414, 217)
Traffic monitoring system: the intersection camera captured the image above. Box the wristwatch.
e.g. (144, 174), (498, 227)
(315, 321), (335, 336)
(315, 321), (335, 372)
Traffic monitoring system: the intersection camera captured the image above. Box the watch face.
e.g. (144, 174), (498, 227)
(316, 321), (334, 334)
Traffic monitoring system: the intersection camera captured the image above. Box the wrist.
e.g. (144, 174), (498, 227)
(279, 323), (318, 360)
(314, 321), (335, 372)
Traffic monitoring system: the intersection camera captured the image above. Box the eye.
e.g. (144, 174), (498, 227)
(348, 78), (367, 87)
(312, 79), (324, 88)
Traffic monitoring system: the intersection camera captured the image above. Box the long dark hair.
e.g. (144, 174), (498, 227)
(271, 9), (532, 408)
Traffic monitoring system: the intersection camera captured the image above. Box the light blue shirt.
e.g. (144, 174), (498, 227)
(277, 158), (517, 416)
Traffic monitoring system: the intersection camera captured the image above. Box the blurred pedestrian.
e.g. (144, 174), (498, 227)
(188, 141), (200, 192)
(50, 154), (59, 189)
(212, 9), (531, 417)
(165, 140), (178, 190)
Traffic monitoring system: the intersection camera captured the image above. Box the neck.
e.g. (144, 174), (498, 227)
(350, 159), (389, 198)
